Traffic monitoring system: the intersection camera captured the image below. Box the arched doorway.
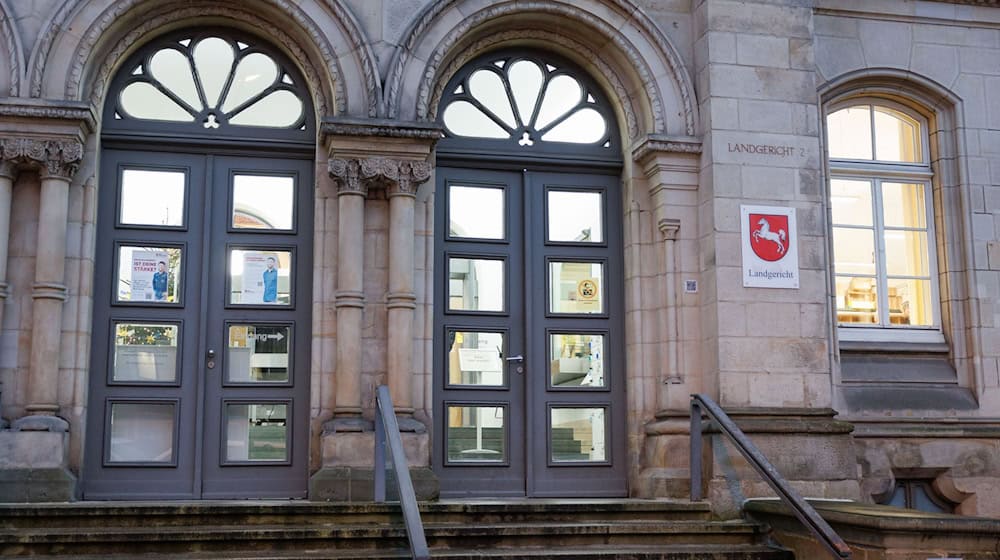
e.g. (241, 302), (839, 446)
(83, 29), (315, 499)
(433, 50), (626, 497)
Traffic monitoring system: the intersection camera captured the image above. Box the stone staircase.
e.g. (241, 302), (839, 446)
(0, 500), (794, 559)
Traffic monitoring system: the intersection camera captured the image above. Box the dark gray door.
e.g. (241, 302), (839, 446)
(434, 167), (626, 498)
(83, 149), (312, 499)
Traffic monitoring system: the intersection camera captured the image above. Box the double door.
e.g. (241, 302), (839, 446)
(83, 148), (312, 499)
(434, 166), (626, 497)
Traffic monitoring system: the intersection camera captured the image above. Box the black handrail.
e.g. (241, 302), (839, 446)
(374, 385), (430, 560)
(690, 394), (852, 559)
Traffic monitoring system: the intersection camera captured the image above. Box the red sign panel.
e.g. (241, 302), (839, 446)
(749, 213), (790, 262)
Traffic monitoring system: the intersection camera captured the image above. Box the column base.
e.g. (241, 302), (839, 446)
(0, 430), (76, 501)
(12, 415), (69, 432)
(323, 416), (373, 433)
(309, 466), (439, 502)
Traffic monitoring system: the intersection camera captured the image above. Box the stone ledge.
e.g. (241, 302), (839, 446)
(746, 498), (1000, 559)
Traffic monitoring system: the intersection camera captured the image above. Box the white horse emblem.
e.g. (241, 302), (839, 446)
(752, 218), (786, 255)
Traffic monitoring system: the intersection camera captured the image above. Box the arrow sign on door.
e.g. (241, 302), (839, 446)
(247, 332), (285, 342)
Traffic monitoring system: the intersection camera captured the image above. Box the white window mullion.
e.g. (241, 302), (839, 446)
(872, 178), (890, 327)
(924, 179), (941, 328)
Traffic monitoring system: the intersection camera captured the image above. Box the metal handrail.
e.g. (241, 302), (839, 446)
(374, 385), (430, 560)
(689, 393), (852, 559)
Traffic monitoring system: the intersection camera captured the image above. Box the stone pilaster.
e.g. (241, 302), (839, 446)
(2, 138), (82, 432)
(311, 119), (440, 502)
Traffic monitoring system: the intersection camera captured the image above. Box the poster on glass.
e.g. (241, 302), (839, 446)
(130, 250), (170, 301)
(242, 251), (281, 304)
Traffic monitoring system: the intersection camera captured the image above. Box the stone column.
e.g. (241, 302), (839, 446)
(2, 139), (82, 432)
(328, 158), (367, 430)
(658, 218), (682, 386)
(385, 161), (430, 422)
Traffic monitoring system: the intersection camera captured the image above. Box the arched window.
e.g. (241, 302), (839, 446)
(438, 51), (620, 161)
(826, 100), (940, 343)
(104, 30), (311, 141)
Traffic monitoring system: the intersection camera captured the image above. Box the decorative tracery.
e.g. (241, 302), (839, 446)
(440, 53), (614, 149)
(113, 34), (306, 130)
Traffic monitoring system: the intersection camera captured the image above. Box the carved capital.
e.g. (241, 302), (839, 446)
(328, 158), (365, 196)
(360, 157), (400, 192)
(658, 218), (681, 241)
(391, 160), (432, 197)
(331, 157), (432, 198)
(0, 138), (83, 181)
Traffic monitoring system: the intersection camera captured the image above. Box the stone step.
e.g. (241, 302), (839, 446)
(1, 520), (766, 556)
(0, 499), (714, 529)
(3, 544), (794, 560)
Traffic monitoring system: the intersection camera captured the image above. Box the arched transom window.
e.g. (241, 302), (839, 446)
(826, 101), (939, 340)
(440, 52), (616, 151)
(108, 32), (308, 133)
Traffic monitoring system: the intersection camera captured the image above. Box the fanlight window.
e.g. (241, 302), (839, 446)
(441, 55), (612, 148)
(827, 104), (923, 163)
(115, 36), (305, 129)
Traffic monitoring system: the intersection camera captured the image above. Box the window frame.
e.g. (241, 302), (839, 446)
(825, 98), (944, 344)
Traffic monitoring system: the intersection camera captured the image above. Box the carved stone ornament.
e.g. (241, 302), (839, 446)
(0, 138), (84, 180)
(328, 158), (364, 195)
(330, 158), (432, 197)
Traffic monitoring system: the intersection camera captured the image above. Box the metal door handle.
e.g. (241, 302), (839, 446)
(505, 355), (524, 374)
(206, 349), (216, 369)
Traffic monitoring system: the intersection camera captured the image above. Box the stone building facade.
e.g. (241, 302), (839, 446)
(0, 0), (998, 516)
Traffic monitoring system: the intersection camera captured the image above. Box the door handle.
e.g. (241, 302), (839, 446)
(206, 349), (216, 369)
(505, 355), (524, 374)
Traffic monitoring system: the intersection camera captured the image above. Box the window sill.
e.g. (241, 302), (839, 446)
(838, 326), (947, 350)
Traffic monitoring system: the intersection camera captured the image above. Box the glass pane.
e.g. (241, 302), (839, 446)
(551, 407), (606, 462)
(232, 175), (294, 230)
(468, 69), (516, 128)
(536, 74), (582, 130)
(885, 230), (929, 276)
(887, 278), (933, 326)
(826, 105), (872, 160)
(448, 331), (504, 386)
(148, 48), (200, 110)
(229, 249), (292, 305)
(120, 82), (195, 122)
(109, 403), (174, 462)
(550, 333), (605, 388)
(832, 227), (876, 276)
(446, 405), (505, 462)
(120, 169), (185, 227)
(508, 60), (543, 126)
(874, 106), (921, 162)
(442, 100), (508, 138)
(449, 185), (504, 239)
(227, 325), (290, 383)
(548, 190), (603, 242)
(550, 261), (603, 314)
(113, 323), (178, 382)
(541, 108), (607, 144)
(222, 53), (278, 112)
(829, 179), (873, 227)
(228, 90), (303, 127)
(117, 246), (182, 303)
(193, 37), (235, 108)
(882, 183), (927, 229)
(225, 403), (288, 461)
(448, 257), (504, 312)
(836, 276), (878, 324)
